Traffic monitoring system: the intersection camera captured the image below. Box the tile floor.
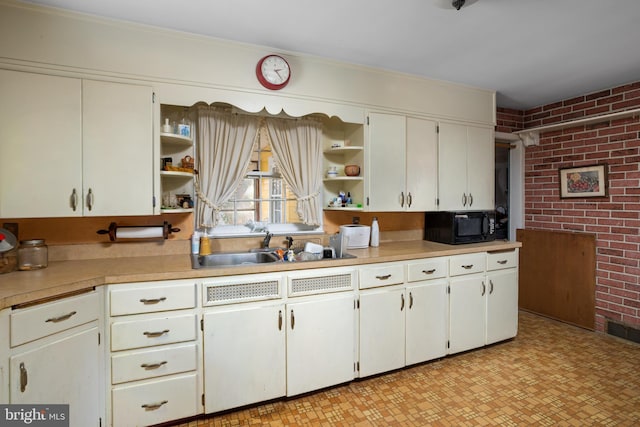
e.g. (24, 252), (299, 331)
(171, 311), (640, 426)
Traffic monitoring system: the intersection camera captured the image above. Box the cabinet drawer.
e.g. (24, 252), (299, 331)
(112, 373), (199, 427)
(449, 253), (486, 276)
(111, 342), (198, 385)
(111, 314), (197, 351)
(407, 257), (448, 282)
(110, 281), (196, 316)
(487, 250), (518, 271)
(359, 263), (405, 289)
(10, 291), (99, 347)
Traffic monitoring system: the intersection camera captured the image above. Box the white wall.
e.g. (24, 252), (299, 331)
(0, 0), (495, 125)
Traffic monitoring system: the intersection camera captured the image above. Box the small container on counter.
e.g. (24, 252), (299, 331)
(18, 239), (48, 271)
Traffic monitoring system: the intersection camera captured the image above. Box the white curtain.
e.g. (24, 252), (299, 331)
(193, 105), (259, 228)
(266, 118), (323, 226)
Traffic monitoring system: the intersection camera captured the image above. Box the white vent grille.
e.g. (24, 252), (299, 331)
(289, 274), (353, 296)
(205, 280), (280, 305)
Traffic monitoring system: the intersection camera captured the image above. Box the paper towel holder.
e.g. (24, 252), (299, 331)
(97, 222), (180, 242)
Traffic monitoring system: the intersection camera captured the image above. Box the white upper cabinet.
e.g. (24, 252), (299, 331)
(0, 70), (83, 218)
(82, 80), (154, 216)
(365, 113), (438, 212)
(406, 116), (438, 212)
(0, 69), (154, 218)
(438, 122), (494, 211)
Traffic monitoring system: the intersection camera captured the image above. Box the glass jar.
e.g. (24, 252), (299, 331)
(18, 239), (48, 271)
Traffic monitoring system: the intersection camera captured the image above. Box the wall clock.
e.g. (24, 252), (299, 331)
(256, 54), (291, 90)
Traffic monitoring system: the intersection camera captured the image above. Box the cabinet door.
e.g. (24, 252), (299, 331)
(82, 80), (154, 216)
(406, 117), (438, 211)
(406, 280), (448, 365)
(466, 125), (494, 210)
(359, 287), (405, 377)
(10, 326), (101, 427)
(0, 69), (83, 218)
(486, 269), (518, 344)
(366, 112), (406, 211)
(203, 303), (285, 413)
(286, 293), (355, 396)
(437, 122), (468, 211)
(449, 275), (486, 354)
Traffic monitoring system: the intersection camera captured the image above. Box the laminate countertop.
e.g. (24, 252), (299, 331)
(0, 239), (520, 310)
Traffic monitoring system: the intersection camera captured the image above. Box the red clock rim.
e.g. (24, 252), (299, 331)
(256, 55), (291, 90)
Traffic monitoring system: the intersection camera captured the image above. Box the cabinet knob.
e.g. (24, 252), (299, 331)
(70, 188), (78, 211)
(86, 188), (94, 211)
(143, 329), (170, 338)
(141, 400), (168, 410)
(45, 311), (77, 323)
(139, 297), (167, 305)
(19, 362), (28, 393)
(140, 361), (167, 370)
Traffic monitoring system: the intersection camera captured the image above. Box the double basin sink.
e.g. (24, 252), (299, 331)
(192, 249), (354, 269)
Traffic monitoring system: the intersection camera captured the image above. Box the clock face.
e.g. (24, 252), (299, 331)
(256, 55), (291, 90)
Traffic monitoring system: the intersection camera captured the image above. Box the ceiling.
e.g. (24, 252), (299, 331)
(20, 0), (640, 110)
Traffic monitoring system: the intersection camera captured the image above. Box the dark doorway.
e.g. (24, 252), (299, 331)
(495, 142), (510, 240)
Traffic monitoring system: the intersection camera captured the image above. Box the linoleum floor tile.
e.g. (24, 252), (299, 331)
(170, 312), (640, 426)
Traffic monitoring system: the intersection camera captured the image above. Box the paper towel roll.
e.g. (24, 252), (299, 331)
(115, 227), (164, 239)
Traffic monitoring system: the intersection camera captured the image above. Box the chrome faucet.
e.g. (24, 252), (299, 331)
(262, 232), (273, 249)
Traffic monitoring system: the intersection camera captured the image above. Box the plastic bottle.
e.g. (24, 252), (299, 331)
(370, 217), (380, 247)
(191, 230), (201, 254)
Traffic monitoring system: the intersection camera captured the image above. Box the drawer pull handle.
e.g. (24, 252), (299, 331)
(140, 297), (167, 304)
(400, 293), (405, 311)
(481, 281), (486, 296)
(140, 361), (167, 370)
(489, 280), (494, 294)
(462, 264), (474, 269)
(278, 310), (283, 331)
(422, 269), (436, 275)
(375, 274), (392, 280)
(497, 260), (508, 265)
(143, 329), (170, 338)
(19, 362), (28, 393)
(290, 309), (295, 330)
(141, 400), (168, 411)
(45, 311), (77, 323)
(409, 292), (414, 309)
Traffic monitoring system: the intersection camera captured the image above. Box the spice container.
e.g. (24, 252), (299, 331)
(18, 239), (48, 271)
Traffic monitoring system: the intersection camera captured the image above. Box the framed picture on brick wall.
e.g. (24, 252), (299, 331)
(559, 164), (608, 198)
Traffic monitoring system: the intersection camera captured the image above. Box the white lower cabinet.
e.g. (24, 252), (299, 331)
(358, 259), (448, 377)
(486, 252), (519, 345)
(107, 279), (200, 427)
(202, 268), (356, 413)
(203, 302), (286, 413)
(405, 279), (448, 365)
(286, 293), (355, 396)
(359, 285), (406, 376)
(449, 274), (487, 354)
(111, 373), (198, 427)
(5, 290), (103, 427)
(449, 250), (519, 354)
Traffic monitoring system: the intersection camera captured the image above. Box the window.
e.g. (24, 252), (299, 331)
(211, 124), (322, 236)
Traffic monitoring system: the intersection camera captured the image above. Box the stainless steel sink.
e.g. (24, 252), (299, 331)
(192, 251), (279, 268)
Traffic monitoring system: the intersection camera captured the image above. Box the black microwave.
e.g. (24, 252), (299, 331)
(424, 211), (496, 244)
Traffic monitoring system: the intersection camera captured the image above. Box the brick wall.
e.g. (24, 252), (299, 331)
(497, 81), (640, 332)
